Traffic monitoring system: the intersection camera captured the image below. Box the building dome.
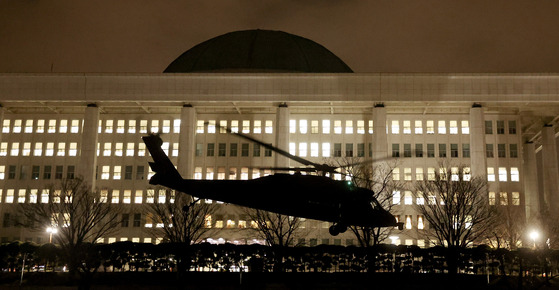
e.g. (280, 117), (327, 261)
(164, 30), (353, 73)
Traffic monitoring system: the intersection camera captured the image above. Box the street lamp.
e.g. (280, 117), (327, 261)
(46, 227), (58, 243)
(529, 230), (539, 249)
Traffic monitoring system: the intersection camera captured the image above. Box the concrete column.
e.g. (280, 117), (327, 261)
(177, 105), (196, 179)
(275, 104), (290, 168)
(469, 105), (487, 179)
(372, 104), (388, 163)
(541, 125), (559, 211)
(78, 104), (99, 190)
(523, 142), (541, 219)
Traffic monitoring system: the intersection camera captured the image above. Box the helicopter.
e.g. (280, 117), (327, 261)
(142, 125), (403, 236)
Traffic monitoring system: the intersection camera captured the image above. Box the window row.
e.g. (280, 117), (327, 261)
(389, 120), (470, 135)
(390, 167), (520, 182)
(486, 143), (519, 158)
(0, 165), (75, 180)
(392, 190), (521, 206)
(0, 142), (79, 157)
(286, 142), (372, 158)
(2, 119), (81, 134)
(485, 120), (517, 135)
(196, 120), (273, 134)
(197, 143), (272, 157)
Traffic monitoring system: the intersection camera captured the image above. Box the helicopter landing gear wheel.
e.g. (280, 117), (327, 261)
(329, 224), (347, 236)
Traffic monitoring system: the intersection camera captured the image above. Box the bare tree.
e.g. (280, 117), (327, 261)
(487, 205), (525, 250)
(145, 188), (217, 245)
(332, 158), (402, 247)
(19, 177), (121, 274)
(413, 162), (499, 273)
(243, 208), (303, 247)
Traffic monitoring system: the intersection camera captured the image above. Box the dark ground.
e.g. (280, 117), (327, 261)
(0, 272), (558, 290)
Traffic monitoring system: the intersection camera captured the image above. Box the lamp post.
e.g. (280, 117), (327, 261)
(46, 227), (58, 243)
(529, 230), (539, 249)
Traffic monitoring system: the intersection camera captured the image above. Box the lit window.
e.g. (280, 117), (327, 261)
(105, 120), (113, 133)
(403, 120), (411, 134)
(2, 120), (10, 133)
(322, 120), (331, 134)
(126, 143), (135, 156)
(416, 168), (424, 180)
(103, 143), (111, 156)
(116, 120), (125, 133)
(13, 119), (22, 133)
(111, 190), (120, 204)
(113, 166), (121, 180)
(392, 190), (401, 205)
(393, 168), (400, 181)
(48, 120), (56, 133)
(299, 142), (307, 157)
(22, 142), (31, 156)
(487, 167), (495, 182)
(322, 143), (330, 157)
(69, 143), (77, 156)
(138, 143), (145, 156)
(426, 120), (434, 134)
(162, 142), (169, 155)
(146, 190), (155, 203)
(0, 166), (4, 179)
(128, 120), (136, 133)
(449, 120), (458, 134)
(416, 192), (424, 205)
(368, 120), (373, 134)
(334, 120), (342, 134)
(41, 189), (49, 203)
(241, 167), (249, 180)
(231, 120), (239, 133)
(289, 120), (296, 133)
(229, 168), (237, 180)
(241, 120), (249, 134)
(428, 193), (436, 205)
(417, 216), (424, 230)
(427, 167), (435, 180)
(151, 120), (159, 133)
(158, 190), (166, 203)
(405, 215), (412, 229)
(24, 120), (33, 133)
(438, 120), (446, 134)
(172, 143), (179, 157)
(0, 142), (6, 156)
(173, 119), (181, 133)
(59, 120), (68, 133)
(299, 120), (307, 134)
(134, 190), (143, 204)
(194, 167), (202, 180)
(46, 142), (54, 156)
(511, 167), (519, 182)
(499, 192), (508, 205)
(114, 143), (123, 156)
(512, 192), (520, 205)
(253, 120), (261, 134)
(404, 191), (413, 205)
(345, 120), (353, 134)
(461, 120), (469, 134)
(451, 167), (459, 181)
(252, 169), (260, 179)
(206, 168), (214, 180)
(218, 120), (227, 133)
(391, 120), (399, 134)
(463, 167), (471, 181)
(71, 120), (80, 133)
(310, 120), (319, 134)
(100, 190), (108, 203)
(404, 168), (412, 181)
(17, 189), (26, 203)
(310, 143), (319, 157)
(208, 120), (216, 134)
(289, 142), (296, 155)
(357, 120), (365, 134)
(499, 167), (507, 182)
(265, 120), (273, 134)
(10, 142), (19, 156)
(162, 120), (170, 133)
(57, 143), (65, 156)
(5, 189), (14, 203)
(123, 190), (131, 204)
(217, 167), (225, 180)
(139, 120), (148, 133)
(101, 166), (110, 180)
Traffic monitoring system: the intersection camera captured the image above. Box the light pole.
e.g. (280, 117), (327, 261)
(529, 230), (539, 249)
(46, 227), (58, 243)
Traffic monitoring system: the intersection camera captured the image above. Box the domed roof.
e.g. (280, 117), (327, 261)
(164, 30), (353, 73)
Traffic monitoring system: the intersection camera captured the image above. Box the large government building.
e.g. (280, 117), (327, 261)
(1, 30), (558, 247)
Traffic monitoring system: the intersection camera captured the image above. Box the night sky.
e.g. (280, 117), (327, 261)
(1, 0), (559, 73)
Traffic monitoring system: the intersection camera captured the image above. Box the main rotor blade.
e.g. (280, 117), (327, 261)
(211, 122), (318, 167)
(248, 166), (319, 173)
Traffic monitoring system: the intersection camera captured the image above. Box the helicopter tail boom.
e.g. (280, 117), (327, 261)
(142, 134), (183, 186)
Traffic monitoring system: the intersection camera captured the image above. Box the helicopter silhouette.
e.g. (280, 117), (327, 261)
(142, 124), (402, 236)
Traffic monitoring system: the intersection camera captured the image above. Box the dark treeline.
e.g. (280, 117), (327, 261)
(1, 241), (559, 276)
